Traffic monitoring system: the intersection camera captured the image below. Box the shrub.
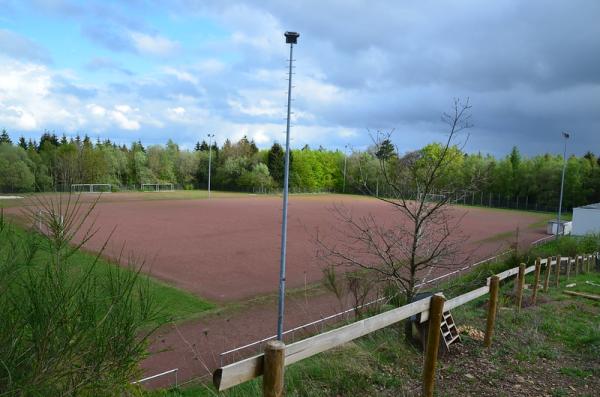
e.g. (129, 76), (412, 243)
(0, 195), (161, 396)
(557, 237), (578, 257)
(580, 233), (600, 253)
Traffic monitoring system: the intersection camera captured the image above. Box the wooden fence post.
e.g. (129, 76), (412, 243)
(485, 276), (500, 348)
(566, 257), (572, 279)
(263, 340), (285, 397)
(575, 256), (580, 277)
(585, 255), (589, 273)
(555, 256), (562, 288)
(516, 263), (525, 311)
(543, 257), (552, 292)
(531, 258), (541, 305)
(423, 294), (445, 397)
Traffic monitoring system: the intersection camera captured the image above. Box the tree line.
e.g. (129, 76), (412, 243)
(1, 129), (599, 210)
(0, 129), (344, 194)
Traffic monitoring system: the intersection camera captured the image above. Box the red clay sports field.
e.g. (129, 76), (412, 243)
(52, 193), (548, 302)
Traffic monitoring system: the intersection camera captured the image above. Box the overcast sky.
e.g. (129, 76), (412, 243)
(0, 0), (598, 156)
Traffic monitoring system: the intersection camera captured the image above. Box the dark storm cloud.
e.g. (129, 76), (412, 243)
(178, 0), (599, 155)
(4, 0), (597, 155)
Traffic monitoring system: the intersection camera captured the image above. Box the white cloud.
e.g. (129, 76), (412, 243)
(109, 105), (140, 130)
(115, 104), (134, 113)
(228, 97), (281, 117)
(0, 105), (38, 129)
(0, 59), (75, 131)
(195, 59), (226, 75)
(252, 130), (270, 144)
(169, 106), (186, 116)
(87, 104), (106, 116)
(163, 67), (198, 84)
(129, 31), (180, 57)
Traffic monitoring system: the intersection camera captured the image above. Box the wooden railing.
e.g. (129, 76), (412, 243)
(213, 253), (598, 396)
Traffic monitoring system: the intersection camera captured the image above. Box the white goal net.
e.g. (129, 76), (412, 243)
(141, 183), (174, 192)
(71, 183), (112, 193)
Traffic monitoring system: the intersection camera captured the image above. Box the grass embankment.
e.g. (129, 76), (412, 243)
(149, 237), (599, 396)
(7, 224), (214, 324)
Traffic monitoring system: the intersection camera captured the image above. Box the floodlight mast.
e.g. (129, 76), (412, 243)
(277, 31), (299, 341)
(555, 131), (570, 240)
(207, 133), (215, 199)
(343, 144), (349, 193)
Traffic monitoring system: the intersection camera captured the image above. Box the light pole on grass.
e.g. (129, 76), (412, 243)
(207, 133), (215, 199)
(277, 31), (299, 342)
(555, 131), (570, 240)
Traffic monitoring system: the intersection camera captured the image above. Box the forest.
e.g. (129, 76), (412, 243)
(1, 129), (599, 211)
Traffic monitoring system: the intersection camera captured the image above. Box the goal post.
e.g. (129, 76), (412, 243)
(34, 209), (65, 236)
(424, 193), (446, 202)
(141, 183), (175, 192)
(416, 192), (447, 202)
(71, 183), (112, 193)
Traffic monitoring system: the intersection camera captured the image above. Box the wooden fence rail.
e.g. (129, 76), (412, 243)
(213, 252), (598, 395)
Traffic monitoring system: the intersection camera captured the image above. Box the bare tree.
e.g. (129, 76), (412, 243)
(317, 99), (478, 340)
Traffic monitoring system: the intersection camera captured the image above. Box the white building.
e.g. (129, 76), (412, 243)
(572, 203), (600, 236)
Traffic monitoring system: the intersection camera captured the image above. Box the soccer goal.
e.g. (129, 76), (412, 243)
(424, 193), (446, 202)
(141, 183), (174, 192)
(34, 209), (64, 236)
(71, 183), (112, 193)
(417, 192), (447, 202)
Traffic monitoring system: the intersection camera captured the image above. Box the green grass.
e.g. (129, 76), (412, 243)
(6, 224), (214, 324)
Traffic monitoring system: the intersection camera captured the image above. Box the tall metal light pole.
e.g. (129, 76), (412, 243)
(277, 31), (299, 341)
(342, 144), (349, 193)
(555, 131), (570, 239)
(207, 133), (214, 199)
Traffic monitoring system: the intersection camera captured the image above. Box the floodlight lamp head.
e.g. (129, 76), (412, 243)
(285, 31), (299, 44)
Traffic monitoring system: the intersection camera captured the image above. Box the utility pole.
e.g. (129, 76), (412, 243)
(556, 131), (570, 239)
(207, 133), (215, 199)
(277, 31), (299, 341)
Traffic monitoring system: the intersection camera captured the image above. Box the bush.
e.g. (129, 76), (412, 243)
(531, 235), (600, 259)
(557, 237), (579, 257)
(580, 233), (600, 253)
(0, 196), (161, 396)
